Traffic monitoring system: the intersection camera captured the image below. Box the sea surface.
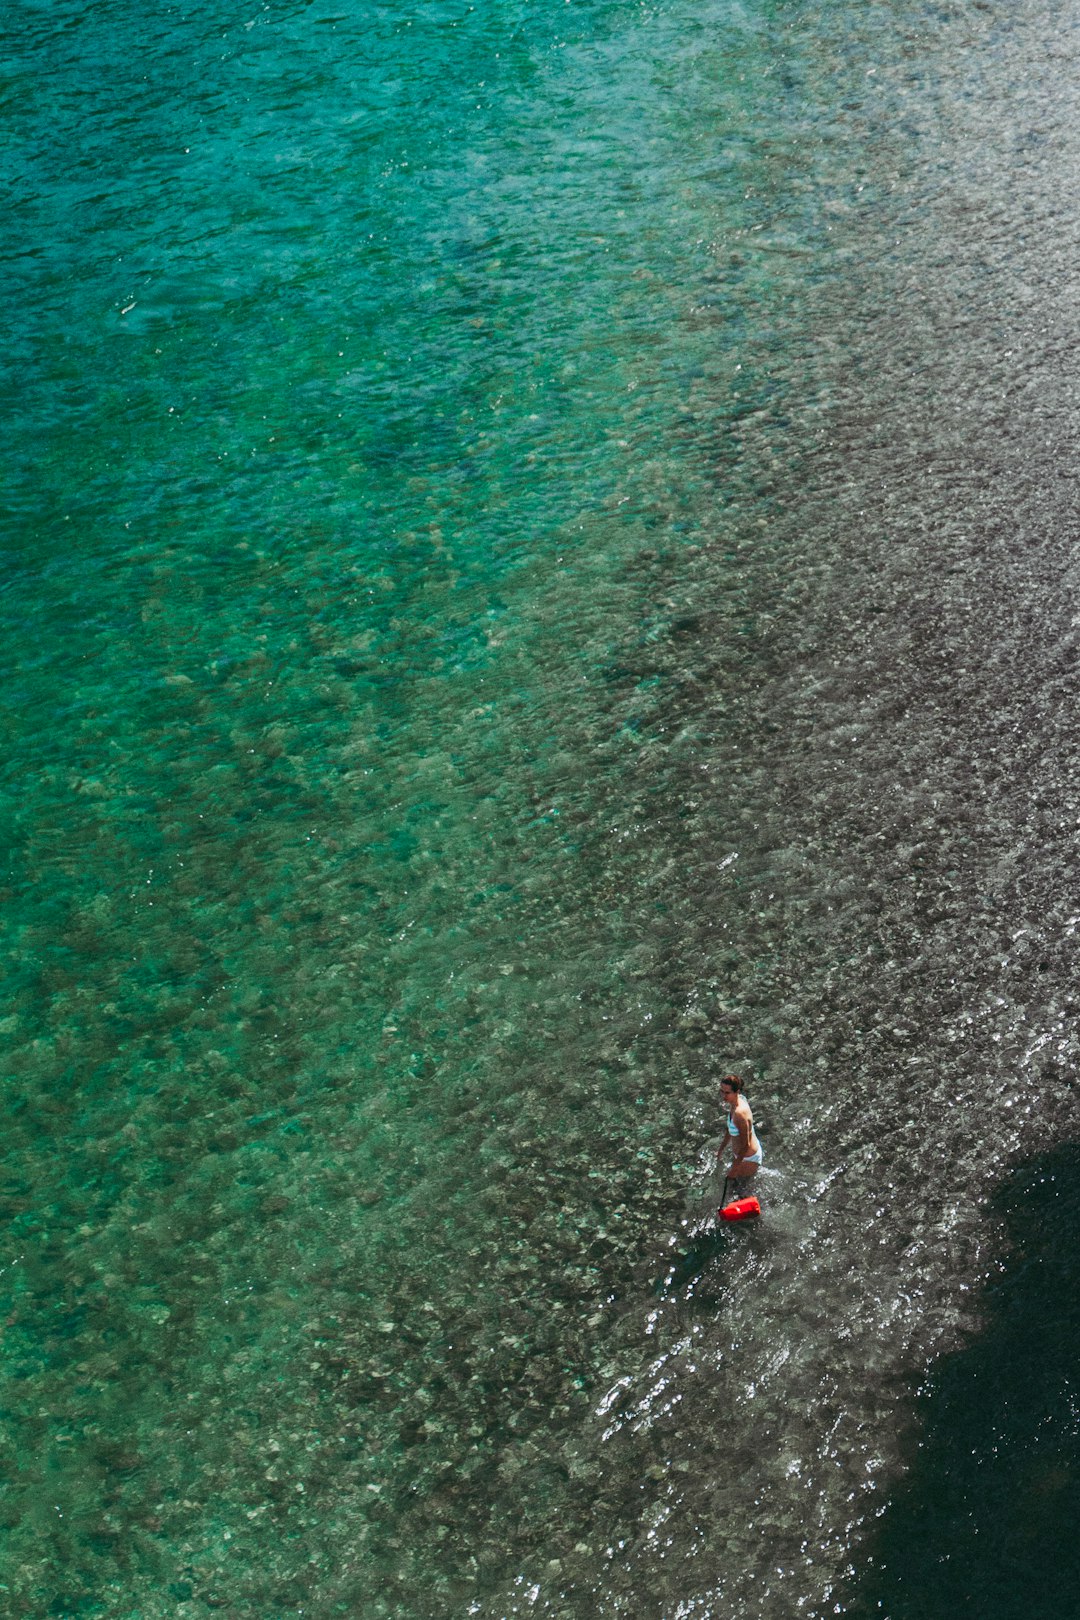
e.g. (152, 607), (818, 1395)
(6, 0), (1080, 1615)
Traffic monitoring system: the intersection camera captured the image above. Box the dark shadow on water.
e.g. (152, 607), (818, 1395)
(654, 1210), (765, 1304)
(840, 1143), (1080, 1619)
(654, 1227), (730, 1298)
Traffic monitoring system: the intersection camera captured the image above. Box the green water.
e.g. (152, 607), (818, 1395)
(3, 4), (813, 1611)
(7, 0), (1080, 1614)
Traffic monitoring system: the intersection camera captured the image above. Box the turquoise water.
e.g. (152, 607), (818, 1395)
(7, 0), (1080, 1614)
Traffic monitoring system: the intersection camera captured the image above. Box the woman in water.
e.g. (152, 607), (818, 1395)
(719, 1074), (761, 1205)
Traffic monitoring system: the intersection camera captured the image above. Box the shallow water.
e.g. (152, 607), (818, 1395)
(6, 0), (1080, 1615)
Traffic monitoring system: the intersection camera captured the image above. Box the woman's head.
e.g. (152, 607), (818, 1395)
(720, 1074), (744, 1102)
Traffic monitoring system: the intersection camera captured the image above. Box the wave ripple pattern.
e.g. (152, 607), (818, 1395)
(4, 1), (1080, 1618)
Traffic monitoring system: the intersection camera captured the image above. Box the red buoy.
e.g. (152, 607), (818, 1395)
(719, 1196), (761, 1223)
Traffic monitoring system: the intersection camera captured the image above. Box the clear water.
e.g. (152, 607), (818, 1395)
(5, 0), (1080, 1614)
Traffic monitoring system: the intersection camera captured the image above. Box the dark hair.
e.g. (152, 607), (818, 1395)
(720, 1074), (744, 1095)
